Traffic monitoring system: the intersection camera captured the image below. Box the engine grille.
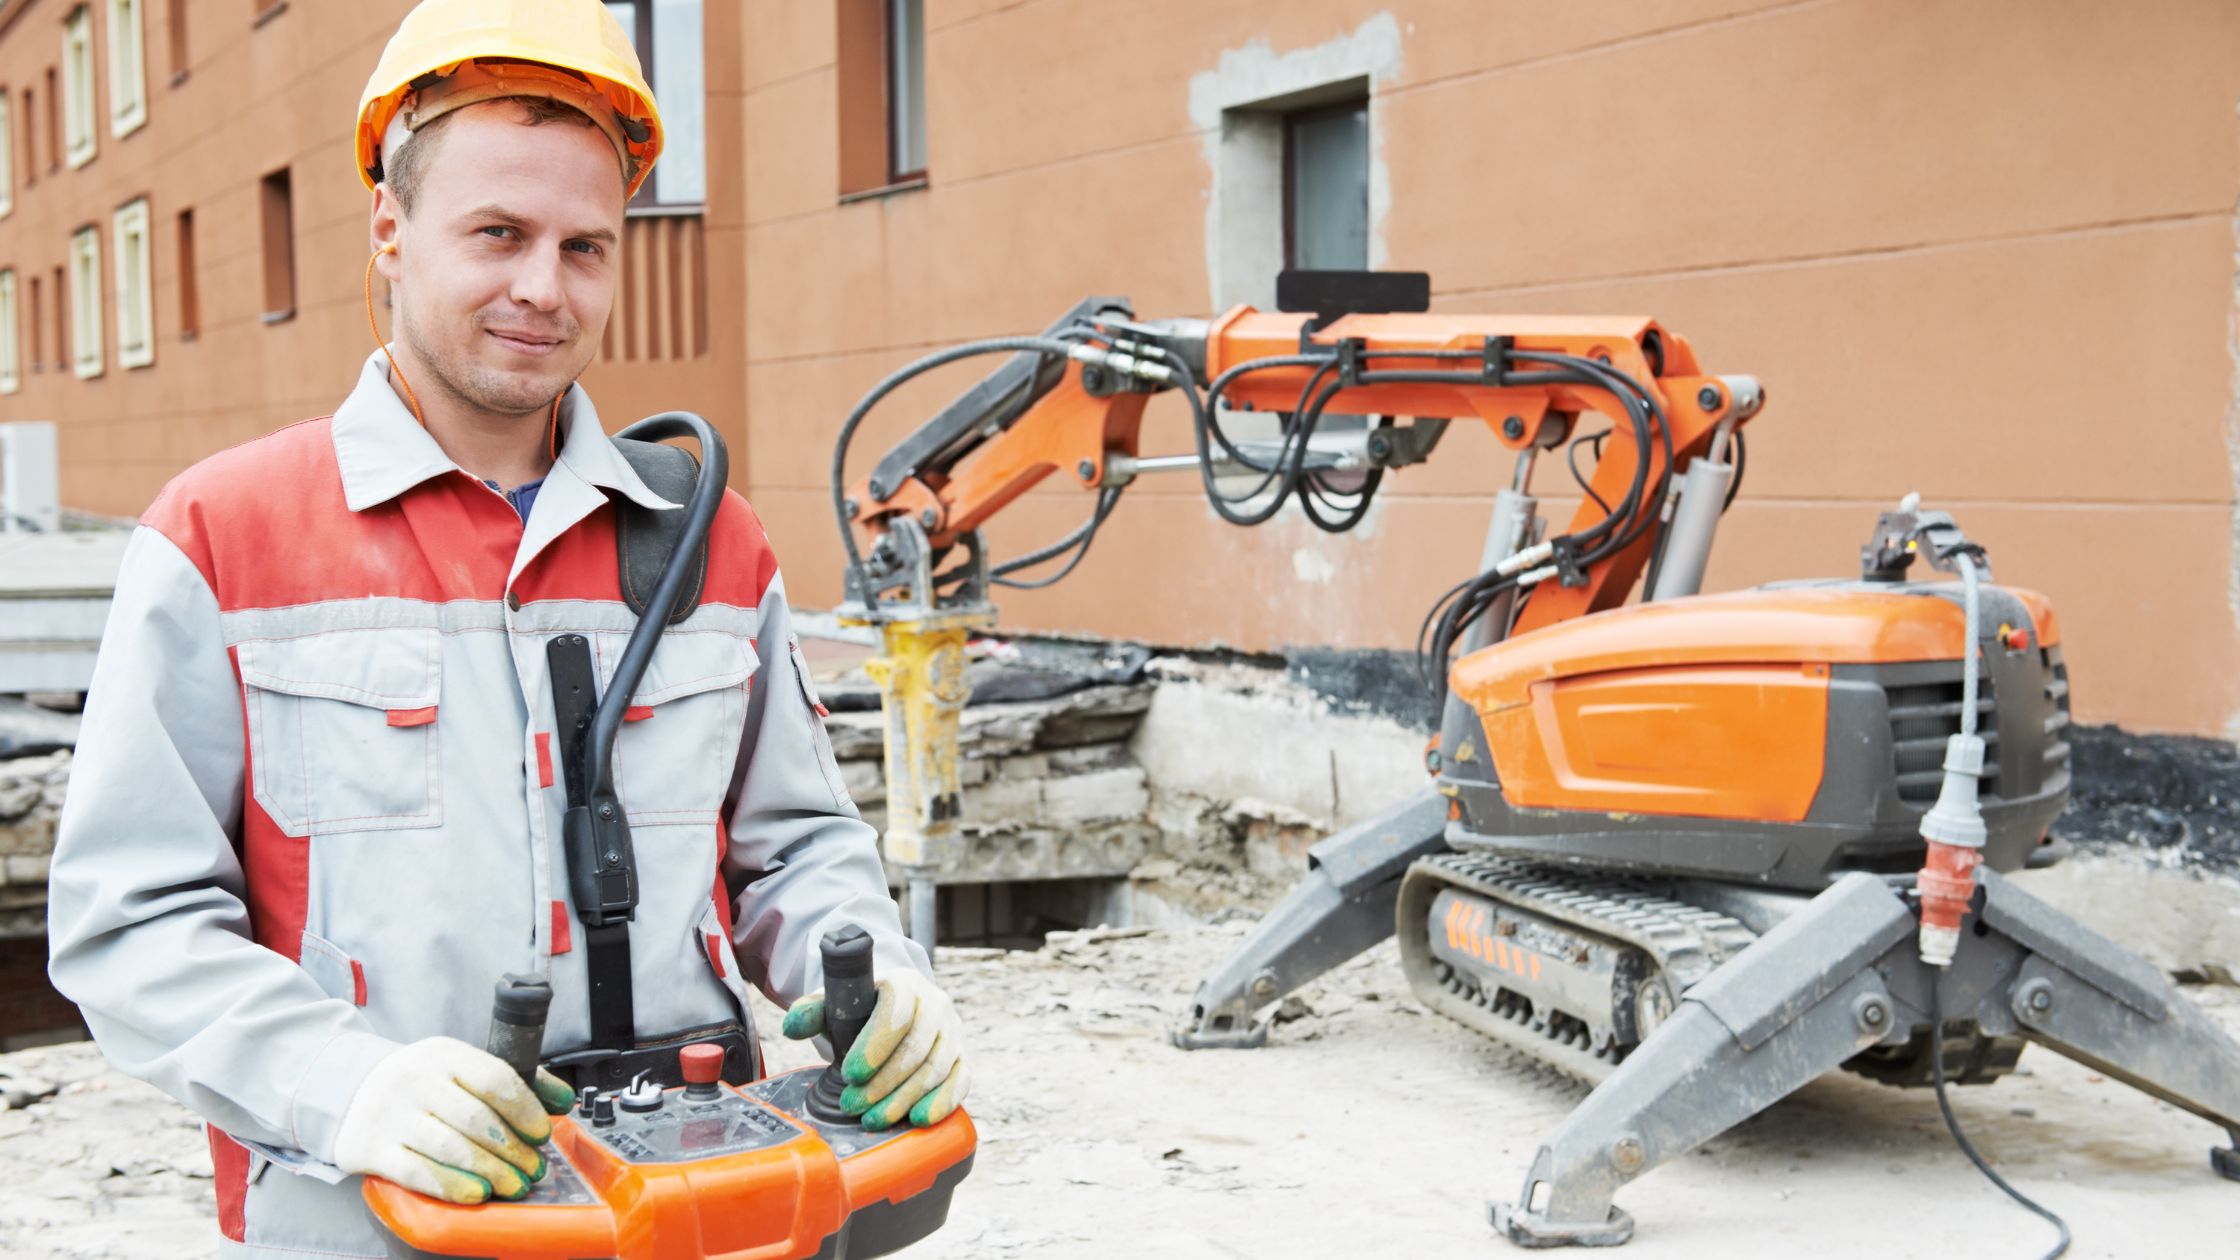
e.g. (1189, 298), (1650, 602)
(2042, 658), (2072, 781)
(1888, 672), (2000, 805)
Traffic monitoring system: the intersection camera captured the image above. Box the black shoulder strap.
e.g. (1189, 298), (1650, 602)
(611, 437), (709, 624)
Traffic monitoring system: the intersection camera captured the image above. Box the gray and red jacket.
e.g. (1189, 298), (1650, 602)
(46, 351), (922, 1258)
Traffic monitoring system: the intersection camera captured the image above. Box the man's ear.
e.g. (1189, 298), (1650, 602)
(369, 185), (405, 275)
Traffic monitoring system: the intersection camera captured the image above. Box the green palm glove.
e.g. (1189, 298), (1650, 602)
(783, 968), (969, 1130)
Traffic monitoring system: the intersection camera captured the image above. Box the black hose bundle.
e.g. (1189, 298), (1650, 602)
(1410, 350), (1674, 699)
(827, 326), (1692, 707)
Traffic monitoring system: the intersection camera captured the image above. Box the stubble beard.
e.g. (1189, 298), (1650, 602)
(399, 305), (579, 421)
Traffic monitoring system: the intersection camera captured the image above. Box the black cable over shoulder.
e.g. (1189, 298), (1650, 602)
(1928, 982), (2071, 1259)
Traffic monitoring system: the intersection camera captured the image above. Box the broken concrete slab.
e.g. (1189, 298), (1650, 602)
(822, 682), (1153, 763)
(0, 701), (79, 760)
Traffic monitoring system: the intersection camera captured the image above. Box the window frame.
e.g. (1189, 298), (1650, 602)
(108, 0), (148, 138)
(113, 196), (153, 369)
(62, 6), (97, 170)
(176, 205), (197, 340)
(884, 0), (926, 184)
(259, 166), (295, 324)
(0, 91), (13, 218)
(1280, 98), (1370, 273)
(69, 224), (103, 379)
(0, 269), (19, 395)
(167, 0), (188, 83)
(604, 1), (704, 212)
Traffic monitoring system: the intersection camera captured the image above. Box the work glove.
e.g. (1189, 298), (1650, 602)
(332, 1036), (576, 1204)
(782, 968), (970, 1130)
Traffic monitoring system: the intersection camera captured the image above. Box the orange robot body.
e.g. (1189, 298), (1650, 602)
(1439, 580), (2071, 887)
(364, 1067), (976, 1260)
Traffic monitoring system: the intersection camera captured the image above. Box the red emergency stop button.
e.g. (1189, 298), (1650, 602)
(680, 1042), (725, 1087)
(2003, 627), (2030, 651)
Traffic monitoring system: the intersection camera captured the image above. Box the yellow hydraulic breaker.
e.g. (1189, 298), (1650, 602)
(855, 613), (981, 953)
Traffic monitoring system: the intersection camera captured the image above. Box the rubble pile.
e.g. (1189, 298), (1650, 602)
(0, 752), (67, 942)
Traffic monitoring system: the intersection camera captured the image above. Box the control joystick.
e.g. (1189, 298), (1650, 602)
(806, 925), (877, 1124)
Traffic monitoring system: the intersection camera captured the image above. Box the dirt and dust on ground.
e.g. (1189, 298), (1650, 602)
(6, 921), (2240, 1259)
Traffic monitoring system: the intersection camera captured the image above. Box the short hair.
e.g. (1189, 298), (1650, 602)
(385, 96), (613, 216)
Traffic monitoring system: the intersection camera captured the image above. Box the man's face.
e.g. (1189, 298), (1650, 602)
(377, 102), (625, 418)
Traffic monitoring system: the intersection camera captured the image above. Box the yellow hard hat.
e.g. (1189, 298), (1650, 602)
(356, 0), (663, 199)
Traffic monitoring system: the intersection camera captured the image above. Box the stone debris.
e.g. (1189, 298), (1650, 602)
(0, 1068), (59, 1110)
(0, 752), (69, 941)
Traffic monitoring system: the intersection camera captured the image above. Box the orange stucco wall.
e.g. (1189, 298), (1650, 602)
(3, 1), (2237, 735)
(741, 0), (2240, 737)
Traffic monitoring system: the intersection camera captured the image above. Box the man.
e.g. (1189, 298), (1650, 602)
(45, 3), (965, 1255)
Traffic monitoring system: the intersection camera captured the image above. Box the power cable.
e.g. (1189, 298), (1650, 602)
(1927, 980), (2071, 1259)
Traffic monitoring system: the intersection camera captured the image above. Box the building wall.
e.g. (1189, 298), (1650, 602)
(2, 1), (2237, 736)
(743, 0), (2240, 737)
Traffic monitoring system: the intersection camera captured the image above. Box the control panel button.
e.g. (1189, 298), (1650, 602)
(680, 1043), (724, 1087)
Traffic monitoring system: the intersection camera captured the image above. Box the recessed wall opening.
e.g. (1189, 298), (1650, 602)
(931, 877), (1130, 950)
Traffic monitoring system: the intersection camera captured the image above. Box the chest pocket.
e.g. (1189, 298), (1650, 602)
(603, 632), (757, 824)
(237, 629), (443, 837)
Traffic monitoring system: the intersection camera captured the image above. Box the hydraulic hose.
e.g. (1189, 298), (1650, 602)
(830, 335), (1092, 577)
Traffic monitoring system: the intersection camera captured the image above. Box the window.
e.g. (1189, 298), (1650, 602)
(27, 274), (41, 372)
(44, 69), (58, 172)
(69, 224), (102, 378)
(19, 88), (32, 185)
(259, 167), (294, 322)
(113, 197), (152, 368)
(167, 0), (188, 81)
(51, 265), (64, 371)
(886, 0), (925, 181)
(108, 0), (148, 137)
(62, 8), (96, 169)
(1284, 101), (1368, 272)
(176, 207), (197, 339)
(0, 270), (19, 394)
(0, 93), (12, 217)
(602, 1), (704, 207)
(835, 0), (926, 196)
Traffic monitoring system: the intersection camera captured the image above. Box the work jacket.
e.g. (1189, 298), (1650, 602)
(46, 351), (922, 1258)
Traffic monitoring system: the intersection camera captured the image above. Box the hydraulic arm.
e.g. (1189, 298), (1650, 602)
(831, 274), (1763, 948)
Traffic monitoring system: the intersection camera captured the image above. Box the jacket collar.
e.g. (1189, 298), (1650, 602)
(332, 349), (677, 514)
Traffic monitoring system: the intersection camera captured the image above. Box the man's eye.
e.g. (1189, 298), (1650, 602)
(480, 226), (514, 239)
(566, 240), (602, 256)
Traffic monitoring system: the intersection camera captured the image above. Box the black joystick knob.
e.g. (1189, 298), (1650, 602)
(806, 925), (876, 1125)
(486, 973), (551, 1087)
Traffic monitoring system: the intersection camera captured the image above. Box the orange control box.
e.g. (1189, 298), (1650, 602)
(363, 1066), (976, 1260)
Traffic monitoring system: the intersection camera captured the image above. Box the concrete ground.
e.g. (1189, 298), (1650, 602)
(5, 922), (2239, 1259)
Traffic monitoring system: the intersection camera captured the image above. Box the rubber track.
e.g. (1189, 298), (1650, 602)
(1407, 853), (1760, 1084)
(1423, 853), (1759, 989)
